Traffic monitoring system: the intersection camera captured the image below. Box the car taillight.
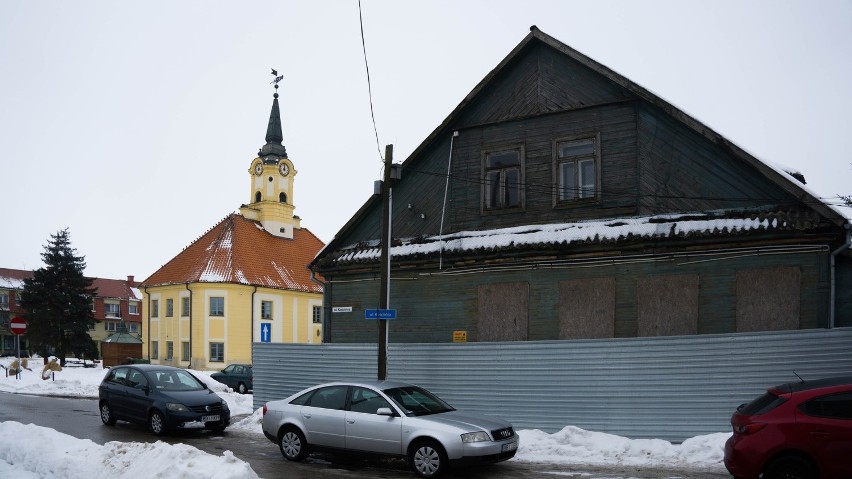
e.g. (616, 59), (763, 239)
(732, 421), (766, 434)
(263, 404), (268, 416)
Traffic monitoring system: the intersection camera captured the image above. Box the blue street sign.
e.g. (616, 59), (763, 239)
(260, 323), (271, 343)
(365, 309), (397, 320)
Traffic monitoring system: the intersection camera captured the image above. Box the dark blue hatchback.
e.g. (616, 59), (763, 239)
(98, 364), (230, 435)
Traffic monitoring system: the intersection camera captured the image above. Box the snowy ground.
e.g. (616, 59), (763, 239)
(0, 357), (730, 478)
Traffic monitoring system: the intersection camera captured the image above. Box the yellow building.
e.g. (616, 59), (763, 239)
(140, 88), (325, 370)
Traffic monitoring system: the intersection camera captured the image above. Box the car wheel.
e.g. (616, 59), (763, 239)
(148, 410), (168, 436)
(764, 455), (816, 479)
(278, 427), (308, 461)
(99, 402), (116, 426)
(409, 440), (447, 478)
(237, 382), (247, 394)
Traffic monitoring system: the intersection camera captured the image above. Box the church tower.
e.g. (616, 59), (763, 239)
(239, 77), (299, 239)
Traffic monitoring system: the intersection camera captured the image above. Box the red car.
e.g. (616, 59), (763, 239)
(724, 375), (852, 479)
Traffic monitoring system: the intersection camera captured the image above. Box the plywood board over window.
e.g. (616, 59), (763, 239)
(477, 282), (529, 341)
(559, 277), (615, 339)
(736, 267), (801, 332)
(638, 275), (699, 337)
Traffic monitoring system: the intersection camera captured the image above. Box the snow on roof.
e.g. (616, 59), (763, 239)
(0, 275), (25, 290)
(336, 213), (791, 263)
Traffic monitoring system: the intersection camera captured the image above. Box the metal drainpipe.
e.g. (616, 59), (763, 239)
(184, 283), (192, 369)
(830, 224), (851, 329)
(250, 286), (257, 355)
(309, 271), (327, 342)
(144, 286), (150, 360)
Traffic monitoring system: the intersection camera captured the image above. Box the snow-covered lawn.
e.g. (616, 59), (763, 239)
(0, 357), (730, 478)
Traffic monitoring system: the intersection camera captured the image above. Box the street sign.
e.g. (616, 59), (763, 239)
(260, 323), (271, 343)
(9, 317), (26, 336)
(365, 309), (397, 320)
(332, 306), (352, 313)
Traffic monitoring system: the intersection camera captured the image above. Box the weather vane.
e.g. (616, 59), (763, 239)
(270, 68), (283, 96)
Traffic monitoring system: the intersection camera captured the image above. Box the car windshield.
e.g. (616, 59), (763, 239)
(151, 369), (205, 391)
(383, 386), (455, 417)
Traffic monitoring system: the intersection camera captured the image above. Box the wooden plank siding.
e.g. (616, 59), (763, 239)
(324, 248), (830, 343)
(315, 29), (850, 344)
(637, 103), (798, 215)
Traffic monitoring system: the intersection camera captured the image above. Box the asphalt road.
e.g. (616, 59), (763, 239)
(0, 392), (732, 479)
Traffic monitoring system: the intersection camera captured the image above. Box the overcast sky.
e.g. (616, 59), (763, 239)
(1, 0), (850, 280)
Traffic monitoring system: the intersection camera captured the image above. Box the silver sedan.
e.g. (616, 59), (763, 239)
(261, 380), (518, 478)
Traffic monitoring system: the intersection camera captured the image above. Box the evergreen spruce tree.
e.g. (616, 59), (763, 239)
(20, 228), (98, 365)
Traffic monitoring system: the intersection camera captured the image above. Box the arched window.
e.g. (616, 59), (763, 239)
(255, 191), (262, 203)
(279, 192), (287, 203)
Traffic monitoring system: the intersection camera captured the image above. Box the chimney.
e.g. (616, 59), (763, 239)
(127, 275), (135, 285)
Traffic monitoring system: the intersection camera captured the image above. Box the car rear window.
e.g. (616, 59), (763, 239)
(740, 391), (787, 415)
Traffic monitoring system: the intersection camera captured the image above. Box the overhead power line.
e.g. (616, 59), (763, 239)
(358, 0), (383, 162)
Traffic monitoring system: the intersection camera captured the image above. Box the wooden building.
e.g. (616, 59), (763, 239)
(310, 27), (851, 343)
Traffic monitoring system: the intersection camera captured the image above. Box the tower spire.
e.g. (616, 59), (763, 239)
(259, 69), (287, 158)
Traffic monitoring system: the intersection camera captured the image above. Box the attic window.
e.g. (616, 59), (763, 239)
(554, 135), (599, 204)
(483, 146), (523, 211)
(255, 191), (262, 203)
(279, 192), (287, 203)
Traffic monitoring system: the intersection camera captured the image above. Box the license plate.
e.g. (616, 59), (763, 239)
(201, 415), (220, 422)
(502, 441), (518, 452)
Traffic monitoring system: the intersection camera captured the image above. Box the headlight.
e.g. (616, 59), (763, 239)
(166, 403), (189, 412)
(460, 431), (490, 443)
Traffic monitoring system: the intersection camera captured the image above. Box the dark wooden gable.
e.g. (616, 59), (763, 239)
(312, 27), (847, 272)
(453, 41), (633, 129)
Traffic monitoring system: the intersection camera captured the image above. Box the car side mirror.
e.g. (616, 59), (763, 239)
(134, 383), (149, 393)
(736, 403), (747, 412)
(376, 407), (395, 417)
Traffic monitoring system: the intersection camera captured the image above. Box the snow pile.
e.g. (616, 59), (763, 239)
(0, 421), (257, 479)
(518, 426), (727, 468)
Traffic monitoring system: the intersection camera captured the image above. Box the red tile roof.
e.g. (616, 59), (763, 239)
(141, 214), (325, 293)
(0, 268), (140, 300)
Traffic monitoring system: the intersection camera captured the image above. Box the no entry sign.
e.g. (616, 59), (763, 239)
(10, 317), (27, 335)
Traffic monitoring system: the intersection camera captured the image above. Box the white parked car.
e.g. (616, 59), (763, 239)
(261, 380), (518, 478)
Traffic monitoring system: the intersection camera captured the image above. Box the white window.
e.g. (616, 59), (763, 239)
(556, 136), (598, 202)
(105, 321), (118, 332)
(0, 292), (8, 309)
(105, 302), (120, 318)
(128, 322), (139, 333)
(151, 341), (159, 359)
(166, 298), (174, 317)
(209, 297), (224, 316)
(129, 301), (139, 315)
(312, 305), (322, 324)
(210, 342), (224, 362)
(261, 301), (273, 320)
(181, 297), (190, 317)
(166, 341), (174, 360)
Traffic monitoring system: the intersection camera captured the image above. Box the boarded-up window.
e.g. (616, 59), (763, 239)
(638, 275), (699, 337)
(736, 267), (800, 332)
(559, 277), (615, 339)
(477, 283), (529, 341)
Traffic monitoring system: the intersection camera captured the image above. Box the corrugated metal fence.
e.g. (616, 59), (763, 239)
(252, 328), (852, 442)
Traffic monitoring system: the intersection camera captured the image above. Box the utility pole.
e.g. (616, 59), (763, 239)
(378, 144), (393, 380)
